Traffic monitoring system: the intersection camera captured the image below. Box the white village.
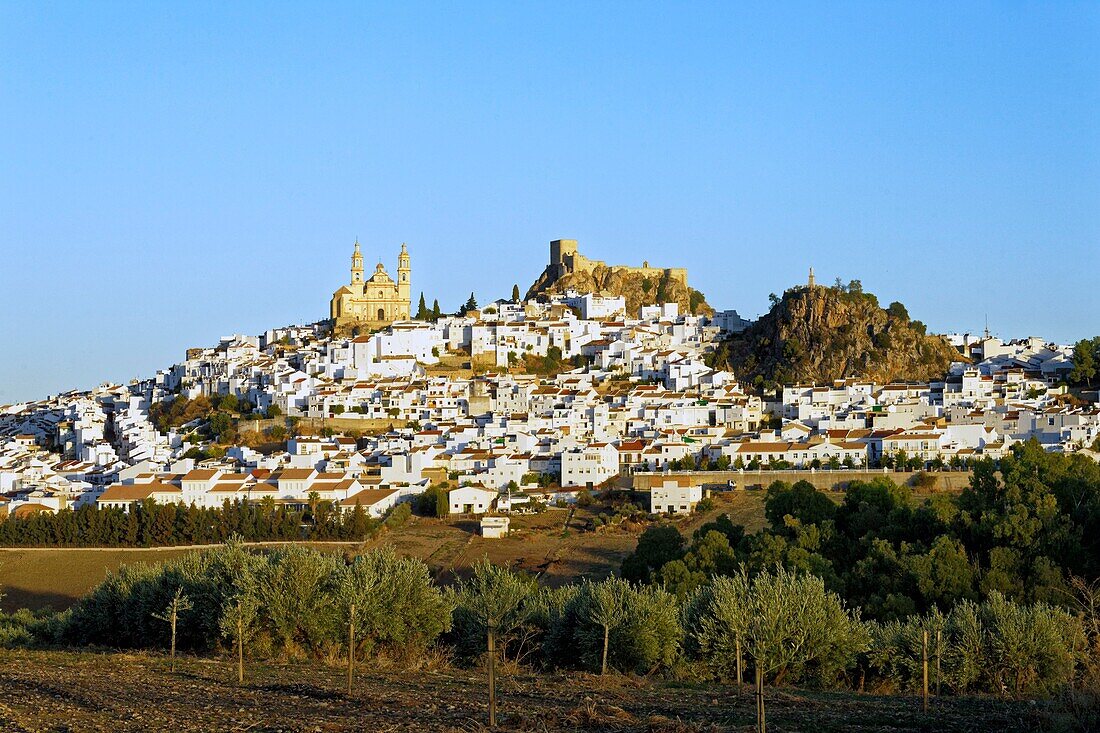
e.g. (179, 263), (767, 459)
(2, 238), (1097, 530)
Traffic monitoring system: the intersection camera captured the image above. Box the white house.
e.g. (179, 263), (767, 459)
(646, 477), (704, 514)
(448, 485), (498, 515)
(560, 442), (619, 488)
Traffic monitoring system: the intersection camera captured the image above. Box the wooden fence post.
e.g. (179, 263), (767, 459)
(922, 629), (929, 713)
(488, 620), (497, 728)
(169, 606), (177, 673)
(347, 602), (356, 696)
(935, 629), (942, 697)
(236, 598), (244, 685)
(755, 664), (766, 733)
(736, 636), (742, 693)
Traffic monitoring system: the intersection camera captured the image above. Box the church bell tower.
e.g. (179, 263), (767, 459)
(351, 239), (364, 284)
(397, 242), (411, 314)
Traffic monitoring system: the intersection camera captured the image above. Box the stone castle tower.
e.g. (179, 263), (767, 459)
(330, 239), (411, 331)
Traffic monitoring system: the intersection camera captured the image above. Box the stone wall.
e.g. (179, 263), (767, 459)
(631, 469), (973, 493)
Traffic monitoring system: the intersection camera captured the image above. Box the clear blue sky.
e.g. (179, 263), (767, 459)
(1, 2), (1097, 403)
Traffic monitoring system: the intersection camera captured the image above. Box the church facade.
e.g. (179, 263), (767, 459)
(330, 240), (411, 331)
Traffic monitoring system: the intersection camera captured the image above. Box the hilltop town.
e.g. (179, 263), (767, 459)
(1, 238), (1097, 523)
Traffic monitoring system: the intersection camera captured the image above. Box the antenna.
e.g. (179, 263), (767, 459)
(984, 314), (989, 339)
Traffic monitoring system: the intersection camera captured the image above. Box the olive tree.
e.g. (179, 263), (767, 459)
(450, 560), (540, 665)
(685, 568), (868, 686)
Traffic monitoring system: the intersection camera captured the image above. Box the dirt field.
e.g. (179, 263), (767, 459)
(0, 648), (1058, 733)
(0, 547), (196, 613)
(0, 493), (767, 613)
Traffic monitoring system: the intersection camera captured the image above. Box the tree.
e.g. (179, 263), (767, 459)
(686, 568), (868, 689)
(208, 412), (234, 443)
(511, 284), (521, 302)
(459, 292), (478, 316)
(336, 548), (452, 659)
(764, 480), (836, 530)
(334, 555), (384, 695)
(586, 578), (629, 675)
(220, 577), (258, 684)
(152, 586), (193, 672)
(887, 301), (910, 321)
(1069, 337), (1098, 387)
(451, 560), (539, 664)
(431, 299), (441, 321)
(621, 525), (684, 584)
(415, 292), (430, 320)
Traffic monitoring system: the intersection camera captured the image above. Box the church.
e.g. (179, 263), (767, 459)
(330, 240), (411, 331)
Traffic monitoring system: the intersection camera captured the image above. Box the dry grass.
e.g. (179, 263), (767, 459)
(0, 547), (195, 612)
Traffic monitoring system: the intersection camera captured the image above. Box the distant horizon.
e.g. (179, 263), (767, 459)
(2, 3), (1097, 402)
(2, 249), (1080, 405)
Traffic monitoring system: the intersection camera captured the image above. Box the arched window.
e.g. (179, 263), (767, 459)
(378, 308), (385, 321)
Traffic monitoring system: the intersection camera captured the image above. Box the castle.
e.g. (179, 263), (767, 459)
(330, 240), (411, 331)
(529, 238), (688, 300)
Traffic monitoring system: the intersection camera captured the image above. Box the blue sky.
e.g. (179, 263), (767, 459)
(1, 2), (1097, 403)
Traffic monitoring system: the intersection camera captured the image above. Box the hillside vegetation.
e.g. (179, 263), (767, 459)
(714, 282), (960, 387)
(527, 264), (713, 316)
(1, 446), (1096, 700)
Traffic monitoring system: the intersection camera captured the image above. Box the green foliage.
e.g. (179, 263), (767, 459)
(458, 292), (478, 316)
(545, 578), (681, 674)
(1068, 336), (1100, 387)
(449, 560), (540, 664)
(625, 443), (1100, 634)
(764, 480), (836, 530)
(414, 485), (449, 517)
(621, 525), (685, 584)
(868, 593), (1086, 697)
(415, 292), (431, 320)
(338, 547), (452, 658)
(64, 542), (449, 662)
(685, 568), (869, 686)
(886, 301), (909, 320)
(0, 499), (379, 548)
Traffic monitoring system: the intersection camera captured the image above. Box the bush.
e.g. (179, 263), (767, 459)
(867, 593), (1086, 697)
(384, 502), (412, 528)
(63, 542), (450, 662)
(684, 568), (868, 686)
(545, 578), (681, 674)
(449, 560), (541, 665)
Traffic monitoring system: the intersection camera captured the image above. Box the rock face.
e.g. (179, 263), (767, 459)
(719, 285), (961, 386)
(527, 263), (713, 317)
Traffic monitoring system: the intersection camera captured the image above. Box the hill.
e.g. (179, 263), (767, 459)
(527, 263), (713, 316)
(714, 282), (961, 388)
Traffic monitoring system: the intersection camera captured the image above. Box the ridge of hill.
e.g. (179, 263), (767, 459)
(714, 283), (961, 387)
(527, 264), (713, 317)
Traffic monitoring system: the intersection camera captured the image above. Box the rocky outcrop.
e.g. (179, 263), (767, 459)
(527, 264), (713, 317)
(717, 285), (961, 386)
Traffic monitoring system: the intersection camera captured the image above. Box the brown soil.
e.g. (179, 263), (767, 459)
(0, 649), (1054, 732)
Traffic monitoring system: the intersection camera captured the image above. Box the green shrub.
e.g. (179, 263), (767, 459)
(684, 568), (868, 686)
